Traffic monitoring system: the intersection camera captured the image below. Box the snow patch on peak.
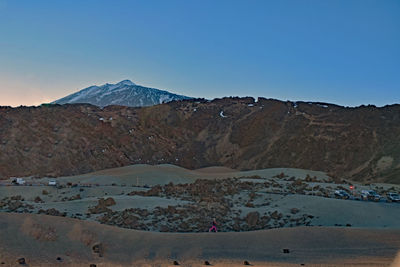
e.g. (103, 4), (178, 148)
(317, 104), (329, 108)
(117, 80), (136, 86)
(159, 94), (172, 104)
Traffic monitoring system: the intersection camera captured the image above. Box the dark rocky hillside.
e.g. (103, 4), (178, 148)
(1, 97), (399, 183)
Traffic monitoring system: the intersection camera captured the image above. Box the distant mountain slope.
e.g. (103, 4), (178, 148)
(52, 80), (191, 107)
(1, 97), (400, 184)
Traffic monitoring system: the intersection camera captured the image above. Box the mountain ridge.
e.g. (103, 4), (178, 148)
(52, 79), (192, 107)
(1, 97), (400, 183)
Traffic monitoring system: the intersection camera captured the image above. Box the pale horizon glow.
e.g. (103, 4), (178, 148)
(0, 0), (399, 107)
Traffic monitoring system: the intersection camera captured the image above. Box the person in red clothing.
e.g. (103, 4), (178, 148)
(208, 218), (218, 232)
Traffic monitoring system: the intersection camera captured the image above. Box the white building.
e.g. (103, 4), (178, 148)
(16, 178), (26, 185)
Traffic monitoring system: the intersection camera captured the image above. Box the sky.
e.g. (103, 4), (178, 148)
(0, 0), (399, 107)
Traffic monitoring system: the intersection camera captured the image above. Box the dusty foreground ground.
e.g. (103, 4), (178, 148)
(0, 213), (399, 267)
(1, 165), (399, 266)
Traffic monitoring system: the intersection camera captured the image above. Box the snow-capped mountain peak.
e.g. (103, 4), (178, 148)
(116, 79), (136, 86)
(52, 80), (191, 107)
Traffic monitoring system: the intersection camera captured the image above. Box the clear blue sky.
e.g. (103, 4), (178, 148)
(0, 0), (399, 107)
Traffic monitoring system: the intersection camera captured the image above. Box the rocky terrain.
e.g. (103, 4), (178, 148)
(1, 165), (399, 233)
(0, 165), (399, 266)
(1, 97), (400, 183)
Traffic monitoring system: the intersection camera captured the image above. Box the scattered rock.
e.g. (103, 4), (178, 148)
(275, 172), (286, 179)
(38, 208), (67, 217)
(283, 248), (290, 253)
(245, 212), (260, 227)
(34, 196), (43, 203)
(102, 197), (116, 206)
(17, 258), (26, 265)
(88, 198), (115, 214)
(290, 208), (300, 214)
(8, 200), (23, 211)
(10, 195), (23, 201)
(270, 211), (283, 220)
(92, 243), (104, 257)
(292, 179), (304, 187)
(69, 194), (81, 201)
(160, 225), (170, 232)
(245, 202), (255, 208)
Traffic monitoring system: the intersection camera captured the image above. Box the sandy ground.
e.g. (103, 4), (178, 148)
(244, 193), (400, 228)
(23, 164), (332, 186)
(1, 164), (399, 228)
(1, 165), (400, 266)
(0, 213), (399, 267)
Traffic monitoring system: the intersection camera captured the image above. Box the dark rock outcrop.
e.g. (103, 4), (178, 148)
(245, 212), (260, 228)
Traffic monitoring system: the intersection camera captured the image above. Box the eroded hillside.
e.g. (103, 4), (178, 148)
(0, 97), (399, 183)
